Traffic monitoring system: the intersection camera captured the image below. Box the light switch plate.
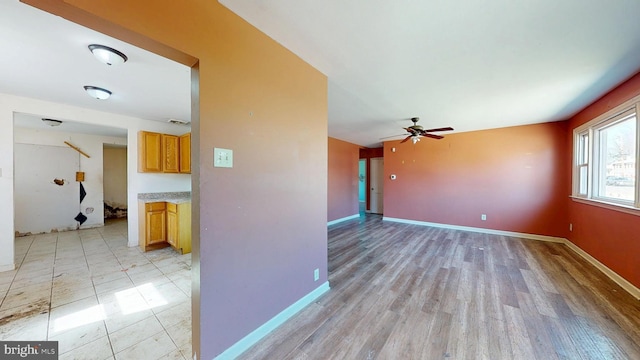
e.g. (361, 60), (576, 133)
(214, 148), (233, 168)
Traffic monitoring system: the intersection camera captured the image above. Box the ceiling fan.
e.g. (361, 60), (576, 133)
(384, 117), (454, 144)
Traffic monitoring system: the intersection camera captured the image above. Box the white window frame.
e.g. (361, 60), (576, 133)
(572, 94), (640, 215)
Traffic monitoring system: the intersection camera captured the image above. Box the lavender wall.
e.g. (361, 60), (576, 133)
(27, 0), (329, 357)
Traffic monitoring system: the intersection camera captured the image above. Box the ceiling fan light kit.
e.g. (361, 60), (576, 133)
(383, 116), (454, 144)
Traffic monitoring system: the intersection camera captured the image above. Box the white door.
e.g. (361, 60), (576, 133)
(370, 157), (384, 214)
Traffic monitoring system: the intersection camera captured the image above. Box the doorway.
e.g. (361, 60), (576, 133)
(370, 157), (384, 214)
(358, 159), (366, 213)
(103, 144), (128, 220)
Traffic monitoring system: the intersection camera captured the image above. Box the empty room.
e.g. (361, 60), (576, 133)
(1, 1), (640, 359)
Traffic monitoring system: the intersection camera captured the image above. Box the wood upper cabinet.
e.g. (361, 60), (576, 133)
(139, 131), (191, 173)
(138, 131), (162, 172)
(162, 134), (180, 173)
(179, 133), (191, 174)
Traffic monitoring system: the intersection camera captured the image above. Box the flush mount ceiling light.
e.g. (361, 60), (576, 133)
(42, 118), (62, 127)
(84, 86), (112, 100)
(88, 44), (128, 66)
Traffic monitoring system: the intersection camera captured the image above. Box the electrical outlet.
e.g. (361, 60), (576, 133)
(481, 214), (487, 221)
(314, 268), (319, 281)
(569, 223), (573, 232)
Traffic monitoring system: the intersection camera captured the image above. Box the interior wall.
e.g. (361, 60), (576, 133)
(383, 121), (570, 238)
(28, 1), (329, 358)
(328, 137), (360, 222)
(567, 71), (640, 289)
(14, 127), (125, 232)
(14, 143), (79, 234)
(0, 101), (14, 271)
(103, 146), (128, 218)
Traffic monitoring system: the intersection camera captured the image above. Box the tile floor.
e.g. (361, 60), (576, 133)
(0, 219), (192, 360)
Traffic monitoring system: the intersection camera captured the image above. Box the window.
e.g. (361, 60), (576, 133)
(573, 99), (640, 211)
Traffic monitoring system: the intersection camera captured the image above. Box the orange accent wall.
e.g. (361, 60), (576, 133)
(567, 72), (640, 289)
(24, 1), (329, 358)
(328, 137), (360, 222)
(384, 122), (569, 237)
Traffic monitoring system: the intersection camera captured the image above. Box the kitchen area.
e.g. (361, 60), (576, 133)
(136, 130), (192, 255)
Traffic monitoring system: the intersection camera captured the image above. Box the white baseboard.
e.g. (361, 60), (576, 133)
(382, 217), (566, 243)
(327, 214), (360, 226)
(214, 281), (331, 360)
(564, 240), (640, 299)
(383, 216), (640, 299)
(0, 263), (15, 272)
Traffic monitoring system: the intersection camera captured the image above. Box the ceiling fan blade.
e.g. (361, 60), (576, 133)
(423, 127), (454, 133)
(400, 135), (413, 143)
(380, 133), (407, 140)
(422, 133), (444, 140)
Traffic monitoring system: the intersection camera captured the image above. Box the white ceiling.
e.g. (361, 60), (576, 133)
(220, 0), (640, 147)
(0, 1), (190, 138)
(4, 1), (640, 147)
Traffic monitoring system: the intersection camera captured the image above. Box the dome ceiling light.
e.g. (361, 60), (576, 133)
(42, 118), (62, 127)
(84, 85), (112, 100)
(88, 44), (128, 66)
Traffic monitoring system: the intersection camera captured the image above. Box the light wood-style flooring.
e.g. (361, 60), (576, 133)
(239, 214), (640, 359)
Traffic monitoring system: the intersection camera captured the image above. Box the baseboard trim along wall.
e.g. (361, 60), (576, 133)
(0, 263), (15, 272)
(563, 240), (640, 300)
(383, 217), (566, 243)
(327, 214), (360, 226)
(383, 216), (640, 300)
(215, 281), (331, 360)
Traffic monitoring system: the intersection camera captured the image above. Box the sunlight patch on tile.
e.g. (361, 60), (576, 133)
(115, 283), (167, 315)
(53, 304), (106, 333)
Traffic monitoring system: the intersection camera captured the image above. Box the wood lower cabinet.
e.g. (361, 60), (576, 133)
(167, 202), (192, 254)
(179, 133), (191, 174)
(139, 200), (191, 254)
(139, 201), (167, 251)
(138, 131), (162, 172)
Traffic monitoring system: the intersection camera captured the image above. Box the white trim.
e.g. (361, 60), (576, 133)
(214, 281), (331, 360)
(0, 263), (15, 272)
(383, 216), (640, 300)
(327, 214), (360, 226)
(564, 240), (640, 300)
(573, 93), (640, 134)
(570, 196), (640, 217)
(382, 217), (566, 243)
(572, 96), (640, 209)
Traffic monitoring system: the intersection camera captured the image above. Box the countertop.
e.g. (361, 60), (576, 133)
(138, 191), (191, 204)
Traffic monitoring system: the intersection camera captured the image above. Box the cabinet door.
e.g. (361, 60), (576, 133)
(138, 131), (162, 172)
(163, 134), (180, 173)
(179, 133), (191, 174)
(167, 203), (178, 247)
(146, 207), (166, 245)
